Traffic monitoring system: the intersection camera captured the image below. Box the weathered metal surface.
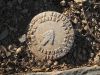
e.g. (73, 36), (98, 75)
(27, 11), (74, 60)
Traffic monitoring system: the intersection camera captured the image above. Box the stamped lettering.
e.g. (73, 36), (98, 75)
(27, 11), (74, 60)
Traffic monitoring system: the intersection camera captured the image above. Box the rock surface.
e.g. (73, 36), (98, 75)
(0, 0), (100, 74)
(25, 66), (100, 75)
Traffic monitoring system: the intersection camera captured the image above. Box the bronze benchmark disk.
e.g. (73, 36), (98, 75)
(27, 11), (74, 60)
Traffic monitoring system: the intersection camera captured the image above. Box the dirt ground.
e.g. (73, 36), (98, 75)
(0, 0), (100, 74)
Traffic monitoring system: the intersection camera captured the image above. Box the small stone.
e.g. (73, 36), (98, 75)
(53, 61), (58, 66)
(98, 28), (100, 32)
(90, 53), (94, 58)
(84, 25), (88, 30)
(45, 68), (50, 71)
(92, 42), (96, 45)
(6, 52), (11, 57)
(37, 62), (43, 67)
(19, 34), (26, 43)
(60, 0), (66, 6)
(82, 20), (87, 24)
(25, 69), (28, 72)
(47, 60), (52, 65)
(75, 11), (80, 14)
(92, 18), (95, 22)
(79, 3), (83, 6)
(73, 18), (78, 24)
(16, 47), (23, 54)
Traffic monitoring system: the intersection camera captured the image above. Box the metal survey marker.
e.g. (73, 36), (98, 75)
(27, 11), (74, 60)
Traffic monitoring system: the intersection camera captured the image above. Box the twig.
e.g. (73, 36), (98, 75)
(82, 8), (100, 43)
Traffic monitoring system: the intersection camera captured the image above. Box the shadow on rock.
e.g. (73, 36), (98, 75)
(59, 32), (93, 66)
(0, 0), (63, 46)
